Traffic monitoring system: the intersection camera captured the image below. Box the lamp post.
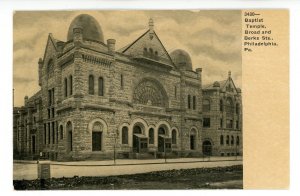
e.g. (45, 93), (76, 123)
(164, 142), (167, 163)
(112, 131), (118, 165)
(114, 136), (116, 165)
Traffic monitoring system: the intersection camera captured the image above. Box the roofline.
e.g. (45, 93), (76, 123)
(153, 31), (175, 67)
(121, 30), (150, 53)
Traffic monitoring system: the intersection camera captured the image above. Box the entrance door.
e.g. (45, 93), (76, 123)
(190, 135), (195, 150)
(202, 141), (212, 156)
(158, 127), (166, 152)
(68, 131), (72, 151)
(66, 122), (73, 152)
(133, 125), (142, 152)
(32, 135), (36, 154)
(92, 132), (102, 151)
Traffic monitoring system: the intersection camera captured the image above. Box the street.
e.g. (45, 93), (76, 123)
(14, 156), (242, 180)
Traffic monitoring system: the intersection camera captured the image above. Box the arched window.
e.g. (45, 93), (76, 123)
(236, 103), (240, 114)
(226, 135), (229, 145)
(231, 136), (234, 145)
(98, 77), (104, 96)
(133, 79), (167, 107)
(172, 129), (177, 144)
(188, 95), (191, 109)
(88, 75), (94, 95)
(66, 121), (72, 151)
(59, 125), (63, 140)
(193, 96), (196, 110)
(64, 78), (68, 97)
(236, 136), (240, 146)
(149, 48), (154, 59)
(226, 119), (233, 129)
(149, 128), (154, 144)
(203, 99), (210, 112)
(154, 51), (158, 60)
(220, 100), (223, 111)
(52, 122), (55, 144)
(149, 48), (153, 54)
(220, 135), (224, 145)
(158, 127), (165, 135)
(220, 118), (223, 128)
(56, 122), (58, 144)
(69, 75), (73, 95)
(143, 47), (148, 56)
(226, 97), (234, 115)
(122, 127), (128, 144)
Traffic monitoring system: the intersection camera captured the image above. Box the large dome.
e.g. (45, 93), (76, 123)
(170, 49), (193, 71)
(67, 14), (104, 43)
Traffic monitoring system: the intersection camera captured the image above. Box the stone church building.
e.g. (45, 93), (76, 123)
(13, 14), (242, 161)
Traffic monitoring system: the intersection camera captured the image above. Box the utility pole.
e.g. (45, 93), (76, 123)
(164, 142), (167, 163)
(235, 134), (238, 160)
(114, 134), (116, 165)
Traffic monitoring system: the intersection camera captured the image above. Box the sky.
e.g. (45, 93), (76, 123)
(13, 10), (242, 107)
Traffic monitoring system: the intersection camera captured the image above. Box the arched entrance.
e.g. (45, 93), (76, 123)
(92, 122), (103, 151)
(132, 124), (143, 152)
(157, 126), (172, 153)
(202, 140), (212, 156)
(190, 129), (197, 150)
(158, 127), (166, 152)
(66, 121), (72, 152)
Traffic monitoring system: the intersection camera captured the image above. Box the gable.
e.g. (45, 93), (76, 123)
(119, 30), (174, 67)
(42, 34), (59, 62)
(222, 78), (238, 94)
(41, 34), (61, 74)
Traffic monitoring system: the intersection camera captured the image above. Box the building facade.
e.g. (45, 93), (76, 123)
(202, 73), (243, 156)
(13, 14), (242, 161)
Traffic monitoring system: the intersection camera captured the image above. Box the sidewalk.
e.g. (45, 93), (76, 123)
(14, 156), (243, 180)
(14, 156), (242, 166)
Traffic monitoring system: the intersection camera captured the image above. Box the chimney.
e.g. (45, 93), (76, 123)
(107, 39), (116, 53)
(38, 58), (43, 86)
(196, 68), (202, 74)
(228, 71), (231, 78)
(196, 67), (202, 84)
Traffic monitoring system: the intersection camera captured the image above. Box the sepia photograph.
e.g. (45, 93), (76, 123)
(12, 10), (243, 190)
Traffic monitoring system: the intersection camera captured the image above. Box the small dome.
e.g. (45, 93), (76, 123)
(213, 81), (220, 87)
(170, 49), (193, 71)
(237, 88), (241, 93)
(67, 14), (104, 43)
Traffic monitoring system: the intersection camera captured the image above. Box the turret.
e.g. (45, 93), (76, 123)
(107, 39), (116, 53)
(24, 96), (28, 106)
(149, 18), (154, 39)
